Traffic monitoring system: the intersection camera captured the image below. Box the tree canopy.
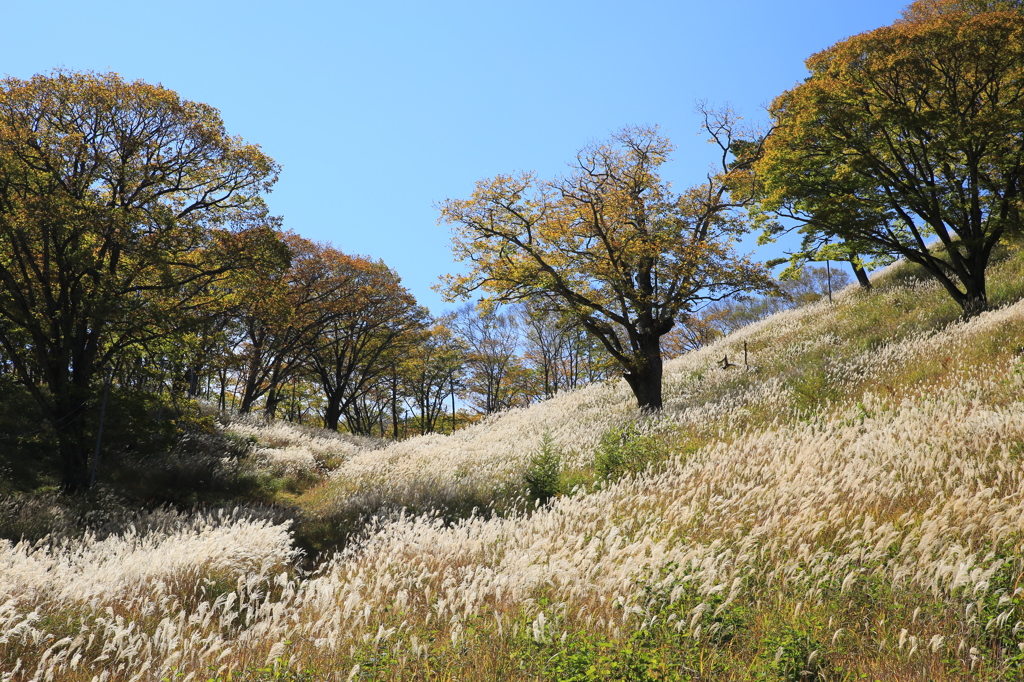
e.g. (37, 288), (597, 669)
(439, 124), (774, 410)
(0, 70), (282, 493)
(755, 7), (1024, 316)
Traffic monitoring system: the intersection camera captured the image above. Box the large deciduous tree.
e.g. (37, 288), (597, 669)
(439, 125), (774, 411)
(755, 4), (1024, 316)
(0, 71), (281, 493)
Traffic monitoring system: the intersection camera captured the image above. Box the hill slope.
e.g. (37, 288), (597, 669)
(3, 251), (1024, 681)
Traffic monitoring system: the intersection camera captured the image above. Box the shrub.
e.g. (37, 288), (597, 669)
(524, 434), (563, 504)
(594, 423), (668, 482)
(757, 625), (828, 682)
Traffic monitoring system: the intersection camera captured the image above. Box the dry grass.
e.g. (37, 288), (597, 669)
(4, 254), (1024, 681)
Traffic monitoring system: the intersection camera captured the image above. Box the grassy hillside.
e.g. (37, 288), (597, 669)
(3, 246), (1024, 681)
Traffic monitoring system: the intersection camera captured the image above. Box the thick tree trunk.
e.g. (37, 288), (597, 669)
(941, 272), (988, 318)
(54, 404), (90, 495)
(59, 436), (89, 494)
(622, 335), (664, 411)
(961, 292), (988, 318)
(323, 398), (342, 432)
(960, 271), (988, 318)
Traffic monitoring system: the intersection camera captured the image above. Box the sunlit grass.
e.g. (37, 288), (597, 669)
(4, 248), (1024, 680)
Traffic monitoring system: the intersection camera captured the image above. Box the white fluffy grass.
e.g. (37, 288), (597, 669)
(220, 414), (383, 475)
(3, 278), (1024, 680)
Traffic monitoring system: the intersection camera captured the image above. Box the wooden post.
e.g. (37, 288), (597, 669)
(826, 260), (833, 304)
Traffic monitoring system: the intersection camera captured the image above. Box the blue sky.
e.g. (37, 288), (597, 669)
(2, 0), (904, 315)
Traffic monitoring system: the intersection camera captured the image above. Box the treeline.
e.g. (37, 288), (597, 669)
(0, 69), (658, 499)
(95, 231), (622, 438)
(0, 71), (629, 497)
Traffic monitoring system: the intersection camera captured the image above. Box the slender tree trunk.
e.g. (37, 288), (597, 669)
(218, 368), (227, 412)
(239, 357), (263, 413)
(264, 388), (280, 419)
(850, 258), (872, 290)
(391, 372), (399, 440)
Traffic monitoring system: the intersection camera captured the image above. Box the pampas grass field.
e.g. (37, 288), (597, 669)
(4, 250), (1024, 681)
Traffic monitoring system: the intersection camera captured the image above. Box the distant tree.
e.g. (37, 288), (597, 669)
(756, 6), (1024, 316)
(659, 315), (722, 358)
(439, 122), (775, 410)
(402, 321), (466, 434)
(518, 302), (614, 397)
(768, 236), (890, 291)
(0, 71), (281, 494)
(307, 257), (425, 432)
(232, 235), (354, 417)
(451, 304), (532, 414)
(701, 266), (851, 336)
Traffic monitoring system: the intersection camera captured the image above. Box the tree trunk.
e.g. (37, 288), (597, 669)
(238, 361), (261, 413)
(961, 267), (989, 317)
(54, 405), (90, 495)
(962, 292), (988, 318)
(264, 388), (280, 419)
(852, 262), (871, 289)
(323, 398), (342, 432)
(622, 336), (664, 411)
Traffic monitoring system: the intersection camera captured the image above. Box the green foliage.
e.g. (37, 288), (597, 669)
(785, 365), (840, 415)
(540, 633), (678, 682)
(949, 552), (1024, 676)
(595, 423), (669, 482)
(755, 625), (828, 681)
(524, 434), (564, 504)
(0, 70), (282, 494)
(756, 9), (1024, 316)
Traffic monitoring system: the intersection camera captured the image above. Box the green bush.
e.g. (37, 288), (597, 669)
(756, 625), (828, 682)
(524, 434), (563, 504)
(594, 423), (667, 482)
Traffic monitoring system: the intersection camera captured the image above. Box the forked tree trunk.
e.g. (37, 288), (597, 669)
(940, 271), (988, 319)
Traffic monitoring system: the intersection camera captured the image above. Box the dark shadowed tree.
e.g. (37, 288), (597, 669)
(0, 71), (281, 494)
(307, 257), (425, 432)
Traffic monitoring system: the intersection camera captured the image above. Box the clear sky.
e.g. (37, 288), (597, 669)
(2, 0), (904, 316)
